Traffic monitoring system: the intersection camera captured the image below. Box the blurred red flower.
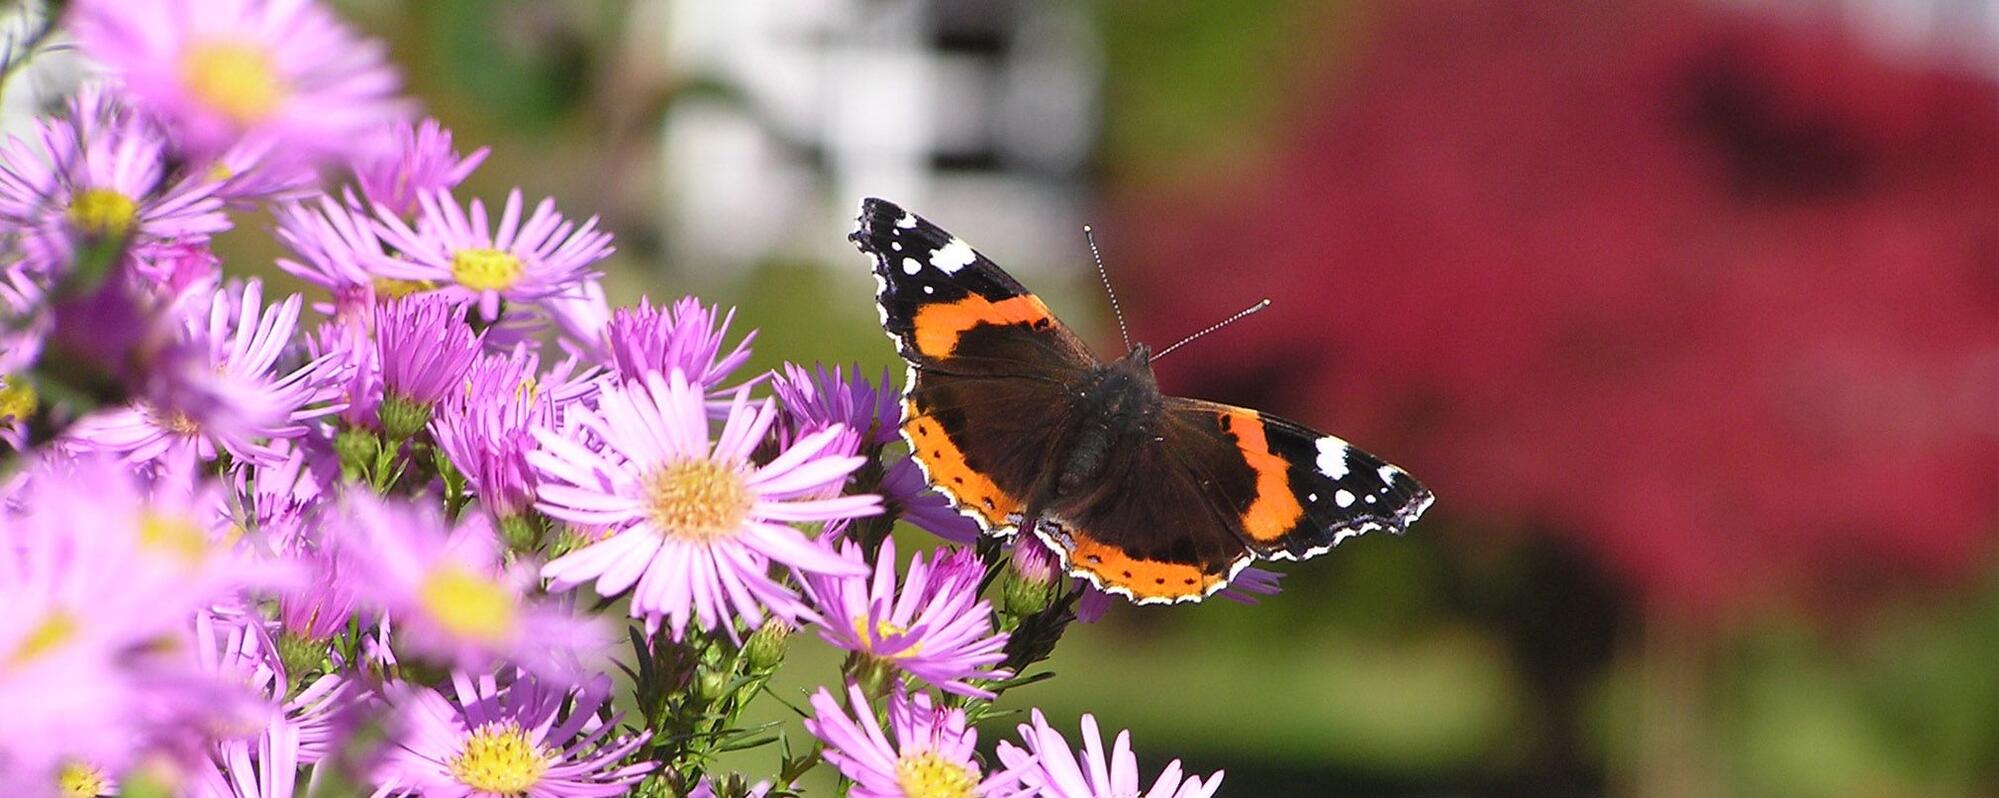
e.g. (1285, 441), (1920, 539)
(1118, 1), (1999, 616)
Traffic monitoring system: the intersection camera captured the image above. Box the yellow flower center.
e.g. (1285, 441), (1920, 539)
(139, 511), (210, 564)
(852, 616), (923, 659)
(450, 247), (525, 292)
(448, 721), (549, 794)
(66, 189), (138, 237)
(9, 611), (76, 666)
(205, 161), (235, 182)
(56, 762), (107, 798)
(0, 375), (36, 422)
(372, 277), (436, 300)
(895, 751), (979, 798)
(418, 567), (518, 644)
(646, 459), (752, 541)
(179, 42), (286, 124)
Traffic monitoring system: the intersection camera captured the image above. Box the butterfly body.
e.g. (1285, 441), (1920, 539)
(853, 198), (1433, 604)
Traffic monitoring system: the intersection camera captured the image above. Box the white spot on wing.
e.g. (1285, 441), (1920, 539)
(901, 257), (922, 275)
(896, 212), (916, 229)
(1365, 494), (1377, 504)
(1377, 465), (1400, 485)
(930, 237), (976, 274)
(1315, 437), (1351, 479)
(923, 286), (934, 294)
(1335, 489), (1356, 508)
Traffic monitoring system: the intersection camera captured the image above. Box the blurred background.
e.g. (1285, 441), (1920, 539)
(60, 0), (1999, 794)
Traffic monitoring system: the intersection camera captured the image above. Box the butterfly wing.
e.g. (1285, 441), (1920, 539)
(1164, 398), (1434, 560)
(1032, 397), (1434, 604)
(852, 198), (1100, 532)
(1031, 411), (1260, 603)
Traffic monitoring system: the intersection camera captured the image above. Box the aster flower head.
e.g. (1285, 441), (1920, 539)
(64, 280), (343, 467)
(804, 537), (1010, 698)
(773, 363), (900, 449)
(531, 370), (878, 639)
(184, 718), (301, 798)
(275, 194), (409, 316)
(805, 683), (1003, 798)
(69, 0), (409, 162)
(882, 455), (982, 544)
(0, 85), (229, 274)
(995, 710), (1223, 798)
(336, 494), (606, 679)
(433, 346), (595, 519)
(374, 293), (482, 437)
(373, 188), (612, 321)
(0, 456), (266, 783)
(353, 117), (490, 217)
(372, 670), (653, 797)
(600, 296), (757, 399)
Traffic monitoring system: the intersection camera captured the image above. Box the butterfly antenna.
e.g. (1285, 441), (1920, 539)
(1153, 298), (1272, 361)
(1084, 224), (1133, 354)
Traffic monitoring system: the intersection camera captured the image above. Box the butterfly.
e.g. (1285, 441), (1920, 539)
(851, 198), (1434, 604)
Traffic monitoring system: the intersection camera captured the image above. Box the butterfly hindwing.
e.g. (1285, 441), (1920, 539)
(853, 198), (1099, 533)
(1167, 398), (1434, 560)
(1034, 417), (1257, 603)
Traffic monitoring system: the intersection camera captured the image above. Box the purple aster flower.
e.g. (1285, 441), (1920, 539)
(275, 194), (412, 317)
(0, 85), (228, 273)
(433, 346), (596, 519)
(374, 293), (482, 414)
(185, 718), (302, 798)
(353, 118), (490, 217)
(335, 494), (607, 680)
(69, 0), (409, 162)
(64, 280), (343, 466)
(130, 240), (223, 299)
(306, 318), (381, 429)
(201, 137), (321, 207)
(882, 455), (982, 544)
(530, 371), (877, 639)
(804, 683), (1006, 798)
(994, 710), (1223, 798)
(0, 457), (265, 787)
(184, 612), (364, 768)
(371, 670), (653, 797)
(773, 363), (900, 449)
(598, 296), (757, 400)
(371, 188), (612, 321)
(803, 537), (1010, 699)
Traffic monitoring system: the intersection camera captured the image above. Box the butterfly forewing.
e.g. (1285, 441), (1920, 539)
(1165, 398), (1434, 560)
(852, 198), (1098, 533)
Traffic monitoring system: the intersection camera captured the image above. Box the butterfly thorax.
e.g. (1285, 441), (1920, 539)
(1051, 344), (1162, 499)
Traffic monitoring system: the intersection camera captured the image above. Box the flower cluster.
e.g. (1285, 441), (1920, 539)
(0, 2), (1237, 796)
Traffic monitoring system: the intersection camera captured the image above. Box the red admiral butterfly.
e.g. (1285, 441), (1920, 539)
(852, 198), (1434, 604)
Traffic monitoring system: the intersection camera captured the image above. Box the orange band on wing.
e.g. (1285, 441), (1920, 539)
(902, 400), (1020, 527)
(911, 294), (1054, 359)
(1225, 411), (1305, 543)
(1066, 532), (1223, 600)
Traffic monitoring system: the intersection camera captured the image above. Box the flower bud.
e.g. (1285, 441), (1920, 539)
(378, 394), (432, 441)
(334, 427), (381, 477)
(499, 513), (541, 554)
(999, 541), (1059, 616)
(743, 620), (790, 671)
(694, 669), (732, 703)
